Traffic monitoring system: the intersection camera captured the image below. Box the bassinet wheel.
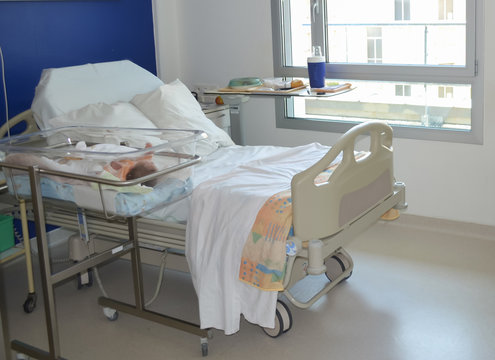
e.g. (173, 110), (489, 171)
(200, 337), (209, 356)
(262, 300), (293, 338)
(103, 307), (119, 321)
(324, 252), (352, 282)
(201, 342), (208, 357)
(23, 292), (37, 313)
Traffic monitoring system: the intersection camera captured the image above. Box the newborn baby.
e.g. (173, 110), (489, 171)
(88, 142), (159, 188)
(108, 158), (158, 187)
(4, 141), (160, 188)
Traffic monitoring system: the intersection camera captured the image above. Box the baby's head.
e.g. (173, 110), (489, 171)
(126, 160), (158, 187)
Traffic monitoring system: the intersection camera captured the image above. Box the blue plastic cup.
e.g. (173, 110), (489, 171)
(307, 56), (325, 88)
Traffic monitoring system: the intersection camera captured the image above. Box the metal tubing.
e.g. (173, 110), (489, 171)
(28, 165), (61, 358)
(98, 297), (208, 338)
(0, 257), (11, 360)
(19, 199), (35, 294)
(34, 154), (200, 188)
(0, 154), (207, 358)
(11, 340), (67, 360)
(42, 210), (188, 250)
(129, 217), (145, 311)
(50, 241), (134, 285)
(21, 204), (189, 249)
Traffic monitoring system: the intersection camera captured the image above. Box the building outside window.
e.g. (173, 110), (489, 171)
(438, 85), (454, 98)
(396, 84), (412, 97)
(367, 27), (383, 64)
(395, 0), (411, 21)
(271, 0), (483, 143)
(439, 0), (454, 20)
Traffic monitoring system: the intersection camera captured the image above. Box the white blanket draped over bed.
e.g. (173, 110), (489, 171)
(186, 142), (340, 335)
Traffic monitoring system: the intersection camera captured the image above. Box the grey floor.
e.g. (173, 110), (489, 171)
(1, 216), (495, 360)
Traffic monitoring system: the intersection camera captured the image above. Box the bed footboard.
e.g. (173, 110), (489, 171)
(291, 121), (394, 241)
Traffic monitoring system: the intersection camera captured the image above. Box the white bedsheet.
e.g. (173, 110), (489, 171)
(146, 144), (301, 222)
(185, 143), (335, 335)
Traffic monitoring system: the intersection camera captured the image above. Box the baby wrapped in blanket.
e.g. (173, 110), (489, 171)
(3, 142), (158, 190)
(101, 143), (159, 187)
(2, 140), (195, 216)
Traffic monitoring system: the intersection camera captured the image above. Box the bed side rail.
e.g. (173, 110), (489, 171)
(0, 109), (38, 139)
(291, 121), (394, 241)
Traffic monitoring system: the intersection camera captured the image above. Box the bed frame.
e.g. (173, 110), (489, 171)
(0, 110), (407, 358)
(0, 109), (38, 139)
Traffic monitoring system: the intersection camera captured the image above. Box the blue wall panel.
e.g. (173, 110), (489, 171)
(0, 0), (156, 131)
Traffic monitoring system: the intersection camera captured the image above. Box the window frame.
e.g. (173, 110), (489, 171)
(271, 0), (484, 144)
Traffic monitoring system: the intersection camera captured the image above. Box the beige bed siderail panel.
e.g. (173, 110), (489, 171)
(0, 109), (38, 139)
(291, 121), (394, 241)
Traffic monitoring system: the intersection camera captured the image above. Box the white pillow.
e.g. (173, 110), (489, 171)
(32, 60), (164, 129)
(47, 102), (157, 129)
(131, 79), (234, 156)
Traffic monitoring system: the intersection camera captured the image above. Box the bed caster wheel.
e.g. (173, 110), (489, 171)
(23, 292), (37, 313)
(200, 337), (209, 356)
(77, 268), (93, 289)
(324, 252), (352, 282)
(200, 340), (208, 357)
(262, 300), (293, 338)
(103, 307), (119, 321)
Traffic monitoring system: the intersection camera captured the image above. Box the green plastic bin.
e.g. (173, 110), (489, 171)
(0, 214), (14, 252)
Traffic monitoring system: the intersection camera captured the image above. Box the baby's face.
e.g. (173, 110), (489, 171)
(126, 160), (158, 187)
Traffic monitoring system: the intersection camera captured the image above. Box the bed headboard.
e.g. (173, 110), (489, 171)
(291, 121), (394, 241)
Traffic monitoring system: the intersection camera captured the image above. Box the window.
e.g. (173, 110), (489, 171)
(438, 86), (454, 98)
(396, 85), (411, 97)
(367, 27), (383, 64)
(439, 0), (454, 20)
(395, 0), (411, 21)
(271, 0), (483, 143)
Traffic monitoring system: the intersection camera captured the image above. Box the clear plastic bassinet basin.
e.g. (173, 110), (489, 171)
(0, 126), (206, 217)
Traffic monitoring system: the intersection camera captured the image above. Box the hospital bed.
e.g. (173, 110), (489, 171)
(0, 60), (406, 358)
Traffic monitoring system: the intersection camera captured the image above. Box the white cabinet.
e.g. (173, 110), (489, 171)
(202, 104), (231, 136)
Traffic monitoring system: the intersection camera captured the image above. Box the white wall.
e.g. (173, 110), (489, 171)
(154, 0), (495, 227)
(152, 0), (181, 82)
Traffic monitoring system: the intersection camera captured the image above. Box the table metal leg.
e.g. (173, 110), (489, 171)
(28, 166), (61, 358)
(129, 217), (145, 311)
(0, 259), (12, 360)
(19, 199), (37, 313)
